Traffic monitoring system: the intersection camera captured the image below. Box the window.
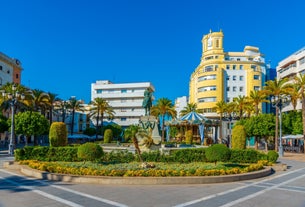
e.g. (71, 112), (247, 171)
(233, 75), (236, 81)
(233, 86), (237, 92)
(254, 75), (260, 80)
(216, 39), (219, 48)
(198, 86), (216, 92)
(239, 65), (243, 70)
(198, 97), (216, 103)
(198, 74), (216, 81)
(203, 108), (216, 113)
(96, 89), (103, 94)
(300, 57), (305, 65)
(237, 58), (241, 61)
(204, 65), (213, 72)
(239, 76), (244, 81)
(7, 70), (10, 74)
(121, 118), (127, 121)
(254, 86), (260, 91)
(226, 65), (230, 70)
(121, 108), (127, 112)
(226, 98), (230, 102)
(121, 89), (127, 93)
(239, 87), (243, 92)
(233, 65), (236, 70)
(0, 66), (2, 70)
(16, 74), (19, 79)
(227, 75), (230, 80)
(121, 98), (127, 103)
(227, 87), (230, 91)
(251, 65), (257, 71)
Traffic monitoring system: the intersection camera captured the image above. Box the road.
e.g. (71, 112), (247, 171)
(1, 156), (305, 207)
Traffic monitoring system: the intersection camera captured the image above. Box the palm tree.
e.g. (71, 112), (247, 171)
(249, 90), (269, 116)
(213, 100), (227, 142)
(66, 97), (84, 135)
(233, 95), (247, 119)
(45, 92), (59, 124)
(294, 73), (305, 153)
(179, 103), (200, 117)
(29, 89), (49, 113)
(150, 98), (177, 142)
(263, 78), (290, 151)
(124, 125), (143, 162)
(286, 84), (301, 111)
(89, 97), (115, 139)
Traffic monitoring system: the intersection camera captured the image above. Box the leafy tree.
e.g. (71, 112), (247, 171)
(242, 114), (275, 149)
(101, 124), (122, 140)
(83, 127), (96, 136)
(14, 111), (50, 145)
(89, 97), (115, 139)
(0, 115), (9, 133)
(151, 98), (177, 142)
(282, 111), (303, 135)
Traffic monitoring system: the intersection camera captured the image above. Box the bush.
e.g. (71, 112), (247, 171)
(104, 129), (113, 143)
(232, 125), (246, 149)
(77, 143), (104, 162)
(205, 144), (230, 164)
(171, 148), (207, 163)
(230, 148), (263, 163)
(49, 122), (68, 147)
(185, 130), (193, 144)
(267, 150), (279, 163)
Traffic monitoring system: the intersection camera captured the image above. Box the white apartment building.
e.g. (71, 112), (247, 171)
(277, 47), (305, 112)
(91, 80), (155, 127)
(175, 96), (188, 118)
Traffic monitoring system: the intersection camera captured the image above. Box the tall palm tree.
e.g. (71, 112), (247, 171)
(124, 125), (143, 162)
(45, 92), (59, 124)
(233, 95), (247, 119)
(213, 100), (227, 142)
(29, 89), (49, 113)
(263, 78), (290, 151)
(249, 90), (269, 116)
(89, 97), (115, 139)
(294, 73), (305, 153)
(151, 98), (177, 142)
(67, 97), (84, 135)
(286, 84), (301, 111)
(179, 103), (200, 117)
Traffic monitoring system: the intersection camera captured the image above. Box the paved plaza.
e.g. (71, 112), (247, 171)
(0, 151), (305, 207)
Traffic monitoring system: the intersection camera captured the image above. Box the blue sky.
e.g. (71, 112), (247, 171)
(1, 0), (305, 103)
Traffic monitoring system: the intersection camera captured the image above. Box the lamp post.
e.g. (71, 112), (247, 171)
(1, 85), (25, 156)
(271, 95), (284, 158)
(224, 112), (235, 148)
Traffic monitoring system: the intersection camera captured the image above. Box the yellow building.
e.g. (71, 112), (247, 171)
(189, 30), (266, 118)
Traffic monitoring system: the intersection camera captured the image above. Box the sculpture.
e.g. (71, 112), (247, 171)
(142, 87), (152, 116)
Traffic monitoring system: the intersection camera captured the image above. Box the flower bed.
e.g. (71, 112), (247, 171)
(19, 160), (268, 177)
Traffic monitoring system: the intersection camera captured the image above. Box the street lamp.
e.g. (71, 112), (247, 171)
(271, 95), (284, 158)
(1, 85), (25, 156)
(223, 112), (236, 148)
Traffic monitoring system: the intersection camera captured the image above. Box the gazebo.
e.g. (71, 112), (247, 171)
(165, 111), (219, 144)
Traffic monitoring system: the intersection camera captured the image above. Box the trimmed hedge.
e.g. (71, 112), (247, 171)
(77, 143), (104, 162)
(206, 144), (231, 164)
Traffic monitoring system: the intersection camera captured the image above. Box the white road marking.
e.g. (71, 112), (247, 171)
(0, 169), (128, 207)
(0, 175), (83, 207)
(174, 166), (305, 207)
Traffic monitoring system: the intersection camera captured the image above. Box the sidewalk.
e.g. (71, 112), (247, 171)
(281, 152), (305, 162)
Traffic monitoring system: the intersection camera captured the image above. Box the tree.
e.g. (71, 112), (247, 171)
(248, 90), (269, 116)
(179, 103), (200, 117)
(14, 111), (50, 145)
(213, 100), (227, 141)
(45, 92), (59, 124)
(49, 122), (68, 147)
(66, 97), (84, 135)
(0, 115), (9, 133)
(242, 114), (275, 150)
(263, 78), (290, 151)
(89, 97), (115, 139)
(124, 125), (143, 162)
(151, 98), (177, 142)
(293, 73), (305, 153)
(231, 125), (246, 149)
(29, 89), (49, 113)
(233, 95), (247, 119)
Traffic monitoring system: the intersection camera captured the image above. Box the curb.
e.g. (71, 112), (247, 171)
(4, 161), (272, 185)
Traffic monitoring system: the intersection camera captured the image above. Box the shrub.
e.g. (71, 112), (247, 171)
(49, 122), (68, 147)
(185, 130), (193, 144)
(230, 148), (264, 163)
(232, 125), (246, 149)
(267, 150), (279, 163)
(104, 129), (113, 143)
(205, 144), (230, 164)
(170, 148), (207, 163)
(77, 143), (104, 162)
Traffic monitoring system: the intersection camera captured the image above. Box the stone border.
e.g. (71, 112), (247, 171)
(4, 161), (272, 185)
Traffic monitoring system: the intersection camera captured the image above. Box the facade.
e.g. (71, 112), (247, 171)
(276, 47), (305, 112)
(189, 30), (267, 118)
(175, 96), (188, 118)
(0, 52), (22, 86)
(91, 80), (155, 127)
